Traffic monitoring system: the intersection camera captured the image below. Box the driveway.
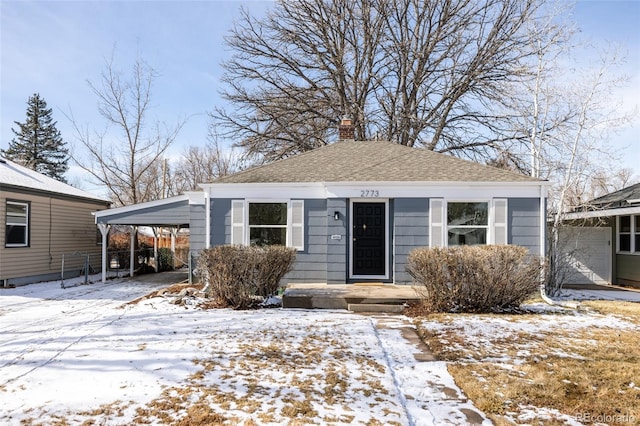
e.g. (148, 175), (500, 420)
(0, 276), (489, 426)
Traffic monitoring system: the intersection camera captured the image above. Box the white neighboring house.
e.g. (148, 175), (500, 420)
(561, 183), (640, 288)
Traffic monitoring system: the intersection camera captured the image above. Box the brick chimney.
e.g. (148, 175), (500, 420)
(338, 116), (355, 141)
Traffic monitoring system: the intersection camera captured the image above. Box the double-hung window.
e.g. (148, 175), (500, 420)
(231, 200), (304, 250)
(618, 215), (640, 253)
(447, 202), (489, 246)
(429, 199), (507, 247)
(249, 202), (288, 246)
(5, 201), (30, 247)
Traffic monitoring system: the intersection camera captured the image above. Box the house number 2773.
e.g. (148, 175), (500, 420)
(360, 190), (380, 197)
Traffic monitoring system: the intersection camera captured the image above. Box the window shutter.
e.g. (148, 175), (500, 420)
(290, 200), (304, 250)
(429, 198), (445, 247)
(493, 198), (508, 245)
(231, 200), (245, 245)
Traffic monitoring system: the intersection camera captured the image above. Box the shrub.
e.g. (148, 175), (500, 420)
(157, 248), (174, 272)
(406, 245), (542, 313)
(197, 245), (296, 309)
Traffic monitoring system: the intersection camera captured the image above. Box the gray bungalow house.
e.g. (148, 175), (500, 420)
(200, 138), (549, 285)
(562, 183), (640, 288)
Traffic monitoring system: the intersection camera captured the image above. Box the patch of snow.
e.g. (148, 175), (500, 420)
(0, 278), (489, 425)
(515, 405), (585, 426)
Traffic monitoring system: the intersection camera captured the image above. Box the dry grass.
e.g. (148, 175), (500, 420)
(122, 324), (394, 425)
(580, 300), (640, 324)
(417, 307), (640, 425)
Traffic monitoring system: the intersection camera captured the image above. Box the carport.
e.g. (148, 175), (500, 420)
(93, 192), (206, 283)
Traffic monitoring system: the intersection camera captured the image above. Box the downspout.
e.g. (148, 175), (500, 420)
(204, 189), (211, 249)
(202, 188), (211, 294)
(539, 184), (553, 304)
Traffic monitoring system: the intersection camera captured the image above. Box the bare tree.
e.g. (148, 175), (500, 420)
(565, 167), (638, 210)
(70, 54), (185, 206)
(172, 130), (243, 193)
(212, 0), (555, 163)
(520, 45), (637, 295)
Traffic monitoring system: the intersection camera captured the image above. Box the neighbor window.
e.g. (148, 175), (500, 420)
(5, 201), (29, 247)
(636, 216), (640, 253)
(618, 215), (640, 253)
(447, 202), (488, 246)
(248, 202), (288, 246)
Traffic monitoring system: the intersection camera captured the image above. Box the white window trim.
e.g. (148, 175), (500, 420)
(617, 214), (639, 255)
(492, 198), (508, 245)
(430, 199), (508, 248)
(349, 198), (390, 280)
(5, 200), (29, 248)
(429, 198), (445, 248)
(445, 200), (490, 247)
(233, 199), (305, 251)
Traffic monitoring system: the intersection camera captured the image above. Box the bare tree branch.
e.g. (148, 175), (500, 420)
(212, 0), (551, 163)
(69, 53), (186, 206)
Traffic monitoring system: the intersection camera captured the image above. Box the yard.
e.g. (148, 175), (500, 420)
(0, 276), (638, 425)
(415, 301), (640, 426)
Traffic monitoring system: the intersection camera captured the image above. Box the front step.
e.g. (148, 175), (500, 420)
(282, 283), (421, 310)
(347, 303), (405, 313)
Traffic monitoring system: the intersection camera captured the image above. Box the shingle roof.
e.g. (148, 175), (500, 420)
(0, 158), (110, 203)
(589, 183), (640, 208)
(213, 140), (541, 184)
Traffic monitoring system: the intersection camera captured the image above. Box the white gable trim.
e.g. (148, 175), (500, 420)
(202, 181), (549, 200)
(94, 194), (191, 220)
(562, 206), (640, 220)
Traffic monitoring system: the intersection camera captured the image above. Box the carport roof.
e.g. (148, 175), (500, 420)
(93, 193), (204, 227)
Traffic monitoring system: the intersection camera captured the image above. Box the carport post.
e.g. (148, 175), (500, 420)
(153, 227), (159, 273)
(130, 226), (137, 278)
(170, 227), (179, 268)
(97, 223), (110, 283)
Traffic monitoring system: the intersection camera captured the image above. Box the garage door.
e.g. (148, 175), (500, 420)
(559, 226), (611, 285)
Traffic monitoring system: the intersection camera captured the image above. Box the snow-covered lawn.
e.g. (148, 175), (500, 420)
(3, 277), (639, 425)
(418, 302), (640, 425)
(0, 277), (489, 426)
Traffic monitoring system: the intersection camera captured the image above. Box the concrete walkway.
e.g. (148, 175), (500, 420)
(131, 269), (189, 285)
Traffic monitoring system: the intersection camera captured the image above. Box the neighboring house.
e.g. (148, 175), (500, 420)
(561, 183), (640, 288)
(200, 128), (548, 285)
(0, 158), (111, 286)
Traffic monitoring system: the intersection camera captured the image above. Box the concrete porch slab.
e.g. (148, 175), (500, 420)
(282, 283), (421, 310)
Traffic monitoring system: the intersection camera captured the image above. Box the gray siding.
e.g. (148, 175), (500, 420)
(285, 199), (328, 283)
(204, 196), (543, 286)
(327, 198), (348, 284)
(189, 204), (206, 253)
(508, 198), (541, 256)
(211, 198), (231, 247)
(100, 200), (191, 226)
(393, 198), (429, 284)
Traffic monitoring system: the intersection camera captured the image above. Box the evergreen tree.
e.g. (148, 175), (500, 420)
(2, 93), (69, 182)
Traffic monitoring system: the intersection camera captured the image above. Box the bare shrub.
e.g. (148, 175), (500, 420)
(197, 245), (296, 309)
(406, 245), (542, 313)
(253, 246), (297, 298)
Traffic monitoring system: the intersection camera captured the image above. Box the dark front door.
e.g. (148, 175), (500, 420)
(352, 202), (386, 277)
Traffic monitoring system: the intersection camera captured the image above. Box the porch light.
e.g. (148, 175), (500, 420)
(334, 211), (340, 220)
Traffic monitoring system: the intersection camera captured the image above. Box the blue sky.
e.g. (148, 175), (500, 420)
(1, 0), (638, 194)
